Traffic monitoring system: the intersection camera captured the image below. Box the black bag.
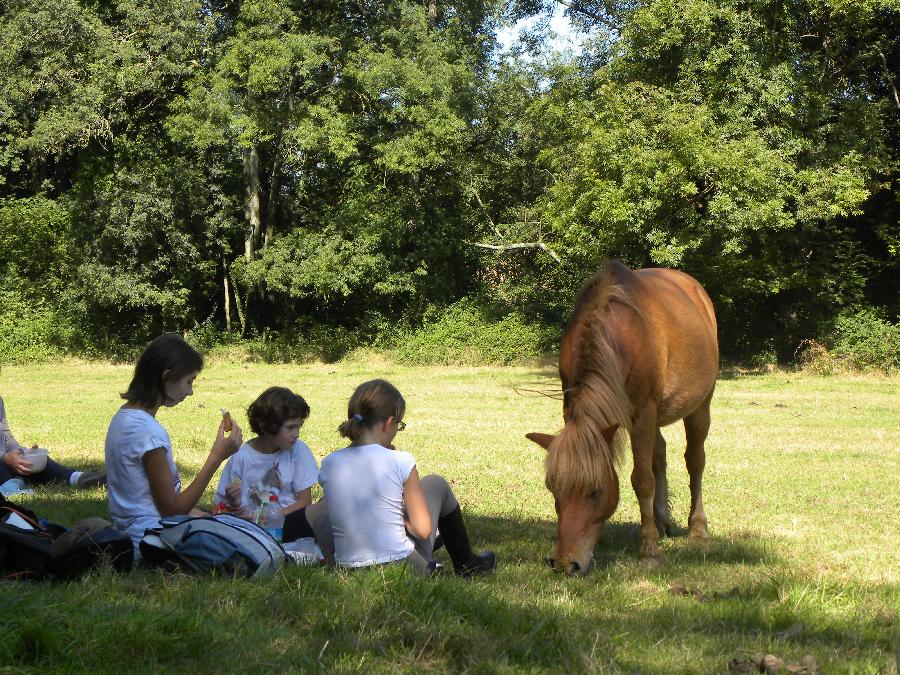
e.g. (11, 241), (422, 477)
(0, 495), (133, 580)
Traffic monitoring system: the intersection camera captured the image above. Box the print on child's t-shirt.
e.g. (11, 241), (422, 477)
(248, 461), (283, 506)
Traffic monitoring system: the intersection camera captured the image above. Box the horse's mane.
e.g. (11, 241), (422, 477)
(545, 263), (634, 496)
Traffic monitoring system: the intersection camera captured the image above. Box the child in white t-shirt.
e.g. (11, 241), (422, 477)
(105, 333), (243, 554)
(214, 386), (318, 522)
(319, 378), (496, 576)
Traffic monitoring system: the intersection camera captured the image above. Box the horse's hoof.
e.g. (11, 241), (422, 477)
(640, 555), (664, 570)
(639, 538), (662, 562)
(688, 527), (710, 543)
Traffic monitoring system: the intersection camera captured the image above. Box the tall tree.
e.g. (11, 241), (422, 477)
(503, 0), (899, 356)
(168, 0), (493, 335)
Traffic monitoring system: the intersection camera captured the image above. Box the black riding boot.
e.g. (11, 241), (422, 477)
(437, 506), (496, 577)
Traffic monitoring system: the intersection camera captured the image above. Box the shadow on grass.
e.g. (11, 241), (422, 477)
(3, 546), (893, 672)
(10, 488), (109, 525)
(465, 513), (779, 573)
(10, 495), (779, 573)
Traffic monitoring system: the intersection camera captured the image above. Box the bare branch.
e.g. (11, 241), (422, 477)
(877, 48), (900, 111)
(467, 241), (563, 264)
(472, 189), (504, 239)
(553, 0), (621, 32)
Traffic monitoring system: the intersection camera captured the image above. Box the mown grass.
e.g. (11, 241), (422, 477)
(0, 361), (897, 673)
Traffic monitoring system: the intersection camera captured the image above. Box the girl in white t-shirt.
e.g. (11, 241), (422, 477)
(104, 333), (243, 554)
(214, 386), (320, 542)
(319, 378), (495, 576)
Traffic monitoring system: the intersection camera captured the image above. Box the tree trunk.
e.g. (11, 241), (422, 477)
(222, 257), (232, 335)
(241, 143), (263, 335)
(428, 0), (437, 27)
(233, 279), (247, 337)
(264, 156), (281, 249)
(243, 143), (263, 262)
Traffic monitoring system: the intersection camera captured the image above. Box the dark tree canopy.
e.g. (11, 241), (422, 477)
(1, 0), (897, 361)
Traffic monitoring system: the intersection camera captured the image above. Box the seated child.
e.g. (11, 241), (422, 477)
(0, 391), (106, 489)
(105, 334), (243, 555)
(214, 387), (318, 529)
(319, 378), (495, 576)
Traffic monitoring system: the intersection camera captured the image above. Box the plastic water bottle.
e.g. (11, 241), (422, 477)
(263, 495), (284, 543)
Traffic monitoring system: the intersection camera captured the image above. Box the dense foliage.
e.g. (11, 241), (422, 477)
(1, 0), (897, 364)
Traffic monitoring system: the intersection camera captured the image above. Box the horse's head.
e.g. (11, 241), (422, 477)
(527, 423), (620, 575)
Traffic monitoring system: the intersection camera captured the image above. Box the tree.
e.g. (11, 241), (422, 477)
(168, 0), (493, 335)
(508, 0), (899, 357)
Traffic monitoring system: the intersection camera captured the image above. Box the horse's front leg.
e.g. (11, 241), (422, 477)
(652, 429), (674, 536)
(630, 407), (661, 560)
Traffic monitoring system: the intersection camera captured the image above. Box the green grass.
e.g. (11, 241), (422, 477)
(1, 361), (897, 673)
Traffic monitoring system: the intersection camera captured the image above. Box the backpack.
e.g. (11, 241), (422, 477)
(0, 496), (133, 580)
(139, 513), (285, 579)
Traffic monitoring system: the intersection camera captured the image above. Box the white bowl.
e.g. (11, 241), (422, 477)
(23, 449), (49, 472)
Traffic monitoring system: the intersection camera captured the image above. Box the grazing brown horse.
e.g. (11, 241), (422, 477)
(527, 260), (718, 574)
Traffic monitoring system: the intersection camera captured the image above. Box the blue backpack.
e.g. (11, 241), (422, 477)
(139, 514), (285, 579)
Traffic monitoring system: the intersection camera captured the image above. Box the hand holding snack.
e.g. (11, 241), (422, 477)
(212, 412), (242, 460)
(224, 477), (242, 506)
(220, 408), (234, 432)
(2, 448), (33, 475)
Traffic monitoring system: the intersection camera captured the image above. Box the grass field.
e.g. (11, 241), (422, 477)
(1, 361), (898, 673)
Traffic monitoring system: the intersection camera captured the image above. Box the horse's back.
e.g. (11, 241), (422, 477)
(615, 265), (719, 424)
(633, 267), (717, 346)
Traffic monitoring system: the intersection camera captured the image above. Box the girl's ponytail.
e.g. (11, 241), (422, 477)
(337, 413), (365, 441)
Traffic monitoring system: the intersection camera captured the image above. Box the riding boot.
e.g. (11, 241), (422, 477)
(437, 506), (496, 577)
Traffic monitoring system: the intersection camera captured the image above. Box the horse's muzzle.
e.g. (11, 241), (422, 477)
(546, 556), (591, 575)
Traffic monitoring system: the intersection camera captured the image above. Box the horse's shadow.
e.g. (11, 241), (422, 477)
(461, 512), (776, 572)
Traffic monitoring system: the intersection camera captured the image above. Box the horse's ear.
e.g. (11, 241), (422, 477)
(526, 432), (556, 450)
(601, 424), (619, 445)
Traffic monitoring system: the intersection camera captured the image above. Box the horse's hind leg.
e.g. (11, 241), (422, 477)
(652, 429), (674, 537)
(683, 394), (712, 541)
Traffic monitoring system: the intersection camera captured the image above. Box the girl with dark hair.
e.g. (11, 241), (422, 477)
(104, 333), (243, 555)
(319, 379), (496, 576)
(214, 386), (317, 520)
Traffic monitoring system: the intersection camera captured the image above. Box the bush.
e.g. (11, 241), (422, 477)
(241, 324), (363, 363)
(0, 293), (559, 367)
(391, 300), (558, 366)
(830, 309), (900, 373)
(0, 287), (71, 364)
(200, 322), (373, 364)
(198, 304), (558, 366)
(749, 349), (779, 372)
(795, 339), (837, 376)
(798, 309), (900, 374)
